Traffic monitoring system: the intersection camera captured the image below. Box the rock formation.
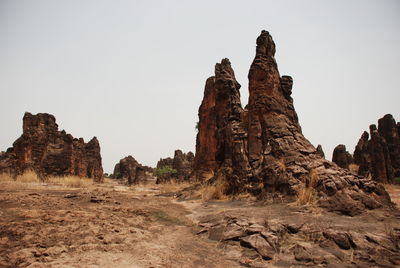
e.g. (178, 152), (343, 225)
(112, 155), (152, 184)
(332, 144), (353, 169)
(354, 114), (400, 183)
(194, 30), (392, 214)
(316, 144), (325, 159)
(0, 112), (103, 181)
(156, 150), (194, 183)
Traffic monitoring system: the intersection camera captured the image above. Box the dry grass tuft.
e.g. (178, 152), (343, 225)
(0, 171), (93, 189)
(296, 168), (318, 205)
(16, 170), (41, 183)
(47, 176), (93, 188)
(349, 164), (359, 175)
(0, 172), (14, 182)
(200, 171), (229, 201)
(277, 158), (286, 171)
(157, 179), (192, 193)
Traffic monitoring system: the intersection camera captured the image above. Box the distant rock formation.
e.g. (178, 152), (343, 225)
(156, 150), (194, 183)
(194, 30), (391, 215)
(354, 114), (400, 183)
(112, 155), (152, 184)
(316, 145), (325, 159)
(0, 112), (103, 181)
(332, 144), (353, 169)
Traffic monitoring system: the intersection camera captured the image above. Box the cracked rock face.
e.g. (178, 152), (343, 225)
(0, 112), (103, 181)
(194, 30), (392, 214)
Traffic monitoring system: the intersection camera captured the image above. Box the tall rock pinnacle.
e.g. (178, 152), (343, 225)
(194, 30), (391, 215)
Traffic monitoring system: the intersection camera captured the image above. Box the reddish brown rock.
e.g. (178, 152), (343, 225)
(332, 144), (353, 169)
(0, 112), (103, 181)
(156, 150), (194, 183)
(194, 30), (392, 214)
(354, 114), (399, 183)
(316, 145), (325, 159)
(378, 114), (400, 177)
(112, 155), (152, 184)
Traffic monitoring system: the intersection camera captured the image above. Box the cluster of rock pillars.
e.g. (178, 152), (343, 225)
(0, 30), (398, 214)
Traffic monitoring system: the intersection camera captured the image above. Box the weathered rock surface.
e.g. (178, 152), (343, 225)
(316, 144), (325, 159)
(197, 210), (400, 267)
(194, 30), (392, 214)
(156, 150), (194, 183)
(0, 112), (103, 181)
(354, 114), (400, 183)
(112, 156), (152, 184)
(332, 144), (353, 169)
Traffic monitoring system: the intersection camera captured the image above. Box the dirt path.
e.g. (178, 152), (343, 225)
(0, 180), (239, 268)
(0, 180), (399, 268)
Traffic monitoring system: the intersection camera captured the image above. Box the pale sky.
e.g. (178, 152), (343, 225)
(1, 0), (399, 173)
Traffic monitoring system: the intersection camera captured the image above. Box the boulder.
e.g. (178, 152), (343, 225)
(112, 155), (152, 184)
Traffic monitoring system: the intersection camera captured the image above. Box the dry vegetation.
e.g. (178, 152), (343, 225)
(349, 163), (359, 174)
(200, 171), (229, 201)
(296, 168), (318, 205)
(0, 170), (94, 188)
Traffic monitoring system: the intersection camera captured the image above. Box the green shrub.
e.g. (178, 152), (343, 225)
(154, 166), (177, 178)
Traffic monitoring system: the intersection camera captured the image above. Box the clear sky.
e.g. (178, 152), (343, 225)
(0, 0), (399, 173)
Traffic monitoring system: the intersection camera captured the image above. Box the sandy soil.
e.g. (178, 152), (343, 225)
(0, 180), (399, 268)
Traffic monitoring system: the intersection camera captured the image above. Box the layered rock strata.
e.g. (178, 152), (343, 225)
(194, 30), (392, 214)
(0, 112), (103, 181)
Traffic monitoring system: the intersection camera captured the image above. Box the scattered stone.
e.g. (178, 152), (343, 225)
(64, 194), (78, 199)
(293, 245), (312, 262)
(240, 234), (275, 260)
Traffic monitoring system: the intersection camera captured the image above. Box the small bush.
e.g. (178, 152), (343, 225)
(154, 166), (177, 181)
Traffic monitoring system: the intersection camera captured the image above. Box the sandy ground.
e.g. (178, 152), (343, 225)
(0, 179), (399, 268)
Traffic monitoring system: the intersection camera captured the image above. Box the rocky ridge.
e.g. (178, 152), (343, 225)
(156, 150), (194, 183)
(0, 112), (103, 181)
(353, 114), (400, 183)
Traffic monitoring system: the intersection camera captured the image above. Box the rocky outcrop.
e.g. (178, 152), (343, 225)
(112, 155), (152, 184)
(0, 112), (103, 181)
(354, 114), (399, 183)
(156, 150), (194, 183)
(332, 144), (353, 169)
(316, 145), (325, 159)
(194, 30), (392, 214)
